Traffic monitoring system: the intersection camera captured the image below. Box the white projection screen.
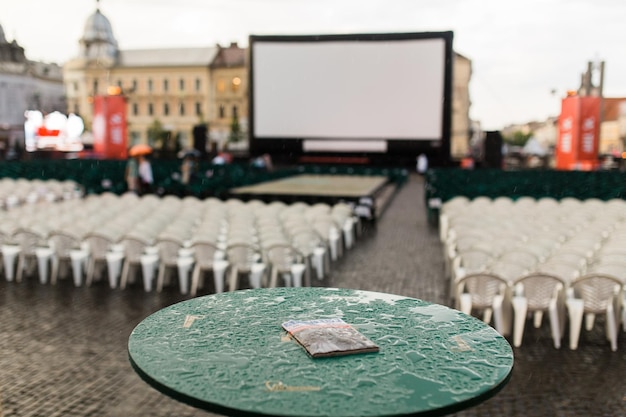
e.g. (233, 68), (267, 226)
(249, 32), (453, 162)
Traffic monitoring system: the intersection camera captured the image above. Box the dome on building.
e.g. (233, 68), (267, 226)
(79, 8), (119, 61)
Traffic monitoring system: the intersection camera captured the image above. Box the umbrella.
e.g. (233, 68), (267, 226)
(129, 144), (153, 157)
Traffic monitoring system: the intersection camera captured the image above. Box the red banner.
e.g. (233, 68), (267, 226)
(93, 95), (128, 159)
(555, 95), (600, 170)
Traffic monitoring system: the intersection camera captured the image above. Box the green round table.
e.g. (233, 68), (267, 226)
(128, 288), (513, 417)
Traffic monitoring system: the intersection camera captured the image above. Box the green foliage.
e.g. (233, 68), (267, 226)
(503, 131), (532, 147)
(147, 119), (167, 148)
(228, 115), (242, 143)
(147, 119), (180, 158)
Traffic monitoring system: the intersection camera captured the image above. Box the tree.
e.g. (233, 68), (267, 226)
(504, 130), (532, 147)
(228, 114), (242, 143)
(147, 119), (166, 149)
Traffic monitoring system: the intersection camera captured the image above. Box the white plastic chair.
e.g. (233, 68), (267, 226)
(187, 240), (225, 296)
(511, 273), (567, 348)
(265, 242), (308, 288)
(455, 272), (512, 336)
(566, 273), (623, 351)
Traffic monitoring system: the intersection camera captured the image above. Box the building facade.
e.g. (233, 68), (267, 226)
(63, 7), (247, 152)
(0, 23), (65, 156)
(450, 53), (472, 159)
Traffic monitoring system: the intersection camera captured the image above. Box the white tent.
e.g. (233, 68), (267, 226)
(523, 137), (547, 156)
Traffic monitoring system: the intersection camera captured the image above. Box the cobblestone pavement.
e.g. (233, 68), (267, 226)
(1, 173), (625, 417)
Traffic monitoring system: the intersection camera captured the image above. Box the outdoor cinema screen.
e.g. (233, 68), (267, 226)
(249, 32), (453, 158)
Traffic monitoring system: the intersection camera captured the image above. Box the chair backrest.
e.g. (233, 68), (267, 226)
(49, 231), (81, 258)
(453, 248), (494, 277)
(84, 233), (116, 260)
(513, 272), (566, 310)
(13, 228), (45, 255)
(571, 273), (624, 314)
(191, 241), (220, 268)
(121, 236), (150, 263)
(226, 242), (259, 270)
(265, 243), (304, 271)
(156, 237), (184, 265)
(456, 272), (510, 309)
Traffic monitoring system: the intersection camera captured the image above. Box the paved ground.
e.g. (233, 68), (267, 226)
(1, 173), (625, 417)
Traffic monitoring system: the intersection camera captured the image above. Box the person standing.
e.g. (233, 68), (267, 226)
(138, 155), (153, 194)
(125, 156), (139, 194)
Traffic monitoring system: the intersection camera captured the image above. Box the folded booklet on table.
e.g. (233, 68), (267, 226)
(282, 318), (379, 358)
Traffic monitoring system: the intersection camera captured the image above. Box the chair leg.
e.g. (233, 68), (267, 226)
(313, 248), (325, 280)
(120, 261), (130, 290)
(86, 258), (95, 287)
(459, 293), (472, 316)
(282, 272), (292, 287)
(16, 255), (25, 283)
(2, 245), (20, 282)
(483, 308), (493, 327)
(190, 264), (201, 296)
(566, 298), (584, 350)
(492, 295), (509, 337)
(228, 266), (239, 292)
(51, 255), (60, 285)
(213, 260), (229, 294)
(548, 298), (562, 349)
(585, 313), (596, 331)
(533, 311), (543, 328)
(249, 263), (266, 289)
(156, 263), (166, 292)
(269, 266), (278, 288)
(606, 303), (618, 352)
(177, 258), (194, 295)
(291, 264), (306, 287)
(512, 296), (528, 348)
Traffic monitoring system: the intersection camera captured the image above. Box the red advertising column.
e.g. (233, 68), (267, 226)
(555, 95), (600, 170)
(93, 95), (128, 159)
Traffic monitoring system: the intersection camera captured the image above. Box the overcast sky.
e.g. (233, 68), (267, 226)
(1, 0), (625, 130)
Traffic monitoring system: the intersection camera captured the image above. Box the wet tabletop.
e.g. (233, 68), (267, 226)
(128, 287), (513, 417)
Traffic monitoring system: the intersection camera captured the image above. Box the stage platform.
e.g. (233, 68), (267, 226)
(229, 174), (395, 219)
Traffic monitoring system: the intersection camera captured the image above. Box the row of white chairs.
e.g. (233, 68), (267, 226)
(0, 178), (81, 209)
(1, 193), (360, 297)
(441, 195), (626, 351)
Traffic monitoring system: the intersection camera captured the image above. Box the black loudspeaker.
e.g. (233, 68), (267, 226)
(193, 124), (208, 156)
(483, 131), (503, 168)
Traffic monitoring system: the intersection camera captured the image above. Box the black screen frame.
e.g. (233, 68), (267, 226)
(248, 31), (454, 165)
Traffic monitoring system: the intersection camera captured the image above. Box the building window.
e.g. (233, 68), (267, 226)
(132, 79), (137, 91)
(130, 131), (141, 146)
(133, 103), (139, 116)
(93, 79), (98, 95)
(195, 102), (202, 116)
(163, 79), (169, 92)
(179, 78), (185, 91)
(73, 82), (79, 92)
(231, 77), (241, 92)
(195, 78), (201, 92)
(117, 79), (123, 88)
(148, 103), (154, 116)
(232, 105), (238, 118)
(164, 103), (169, 116)
(217, 80), (225, 93)
(179, 102), (185, 116)
(219, 105), (225, 119)
(148, 79), (153, 92)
